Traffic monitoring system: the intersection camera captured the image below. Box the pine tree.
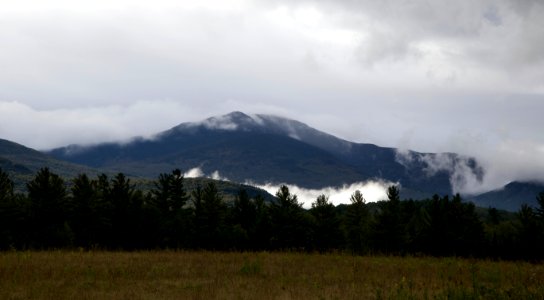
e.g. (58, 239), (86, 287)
(344, 190), (370, 254)
(230, 189), (257, 249)
(0, 168), (14, 202)
(196, 182), (226, 249)
(26, 168), (72, 248)
(0, 168), (21, 248)
(310, 194), (342, 252)
(269, 185), (309, 250)
(151, 169), (191, 247)
(109, 173), (138, 249)
(70, 174), (99, 247)
(373, 185), (407, 254)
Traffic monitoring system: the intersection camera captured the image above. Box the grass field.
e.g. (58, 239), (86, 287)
(0, 251), (543, 299)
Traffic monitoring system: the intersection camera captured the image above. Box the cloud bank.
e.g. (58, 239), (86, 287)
(182, 167), (393, 208)
(256, 181), (395, 208)
(1, 0), (544, 194)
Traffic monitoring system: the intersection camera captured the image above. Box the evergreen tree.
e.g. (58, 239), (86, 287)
(26, 168), (72, 248)
(0, 168), (14, 202)
(92, 174), (114, 247)
(310, 194), (342, 252)
(517, 204), (542, 259)
(199, 182), (226, 249)
(70, 174), (100, 247)
(373, 186), (407, 254)
(344, 190), (371, 254)
(536, 192), (544, 219)
(151, 169), (191, 247)
(170, 169), (189, 211)
(269, 185), (308, 250)
(109, 173), (139, 249)
(0, 169), (23, 248)
(191, 184), (204, 248)
(422, 194), (484, 256)
(253, 194), (271, 250)
(230, 189), (257, 249)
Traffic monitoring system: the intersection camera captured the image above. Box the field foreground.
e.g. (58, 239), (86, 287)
(0, 251), (543, 299)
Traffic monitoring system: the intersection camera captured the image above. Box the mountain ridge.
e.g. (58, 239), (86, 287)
(1, 111), (542, 210)
(47, 111), (482, 196)
(470, 181), (544, 211)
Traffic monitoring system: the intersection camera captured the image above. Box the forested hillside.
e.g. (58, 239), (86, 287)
(1, 167), (543, 260)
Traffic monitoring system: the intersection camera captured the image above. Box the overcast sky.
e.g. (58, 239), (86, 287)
(1, 0), (543, 192)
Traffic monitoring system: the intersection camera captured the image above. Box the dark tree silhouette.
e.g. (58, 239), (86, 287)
(3, 167), (544, 259)
(253, 194), (271, 250)
(373, 186), (407, 254)
(229, 189), (257, 249)
(108, 173), (145, 249)
(70, 174), (101, 247)
(517, 204), (543, 259)
(269, 185), (309, 250)
(27, 168), (71, 248)
(0, 169), (23, 248)
(0, 168), (14, 202)
(199, 182), (226, 249)
(344, 190), (371, 254)
(151, 169), (191, 247)
(422, 194), (484, 256)
(310, 194), (342, 252)
(536, 192), (544, 219)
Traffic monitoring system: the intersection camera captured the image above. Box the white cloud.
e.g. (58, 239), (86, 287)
(210, 170), (229, 181)
(201, 115), (239, 131)
(254, 180), (395, 208)
(396, 151), (484, 195)
(183, 167), (205, 178)
(0, 100), (207, 149)
(176, 167), (395, 207)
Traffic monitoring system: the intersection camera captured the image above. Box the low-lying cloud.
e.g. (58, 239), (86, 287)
(2, 99), (544, 197)
(256, 181), (395, 208)
(183, 167), (205, 179)
(182, 167), (394, 208)
(395, 149), (485, 195)
(0, 100), (221, 150)
(396, 135), (544, 195)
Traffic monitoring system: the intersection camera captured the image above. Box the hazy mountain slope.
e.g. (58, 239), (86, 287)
(49, 130), (367, 188)
(0, 138), (98, 178)
(0, 138), (276, 201)
(48, 111), (482, 195)
(470, 181), (544, 211)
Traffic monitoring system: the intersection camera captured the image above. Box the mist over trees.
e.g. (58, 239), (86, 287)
(0, 167), (543, 260)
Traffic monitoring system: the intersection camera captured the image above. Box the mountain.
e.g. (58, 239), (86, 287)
(0, 138), (101, 189)
(0, 138), (275, 200)
(47, 111), (483, 197)
(470, 181), (544, 211)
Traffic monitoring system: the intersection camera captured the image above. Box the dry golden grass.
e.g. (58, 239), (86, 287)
(0, 250), (543, 299)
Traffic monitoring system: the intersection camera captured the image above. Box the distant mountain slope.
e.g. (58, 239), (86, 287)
(0, 138), (275, 201)
(0, 138), (98, 180)
(470, 181), (544, 211)
(48, 111), (483, 195)
(49, 130), (367, 189)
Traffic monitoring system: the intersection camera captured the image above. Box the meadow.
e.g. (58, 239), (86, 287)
(0, 251), (543, 299)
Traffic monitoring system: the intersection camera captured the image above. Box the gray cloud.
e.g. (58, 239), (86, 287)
(0, 0), (543, 194)
(395, 150), (485, 195)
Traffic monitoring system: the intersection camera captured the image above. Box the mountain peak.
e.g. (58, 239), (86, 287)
(201, 111), (259, 131)
(225, 111), (251, 119)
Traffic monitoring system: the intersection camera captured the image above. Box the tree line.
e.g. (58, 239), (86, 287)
(1, 167), (543, 260)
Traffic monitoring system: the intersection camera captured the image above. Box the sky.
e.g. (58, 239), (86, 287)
(1, 0), (544, 194)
